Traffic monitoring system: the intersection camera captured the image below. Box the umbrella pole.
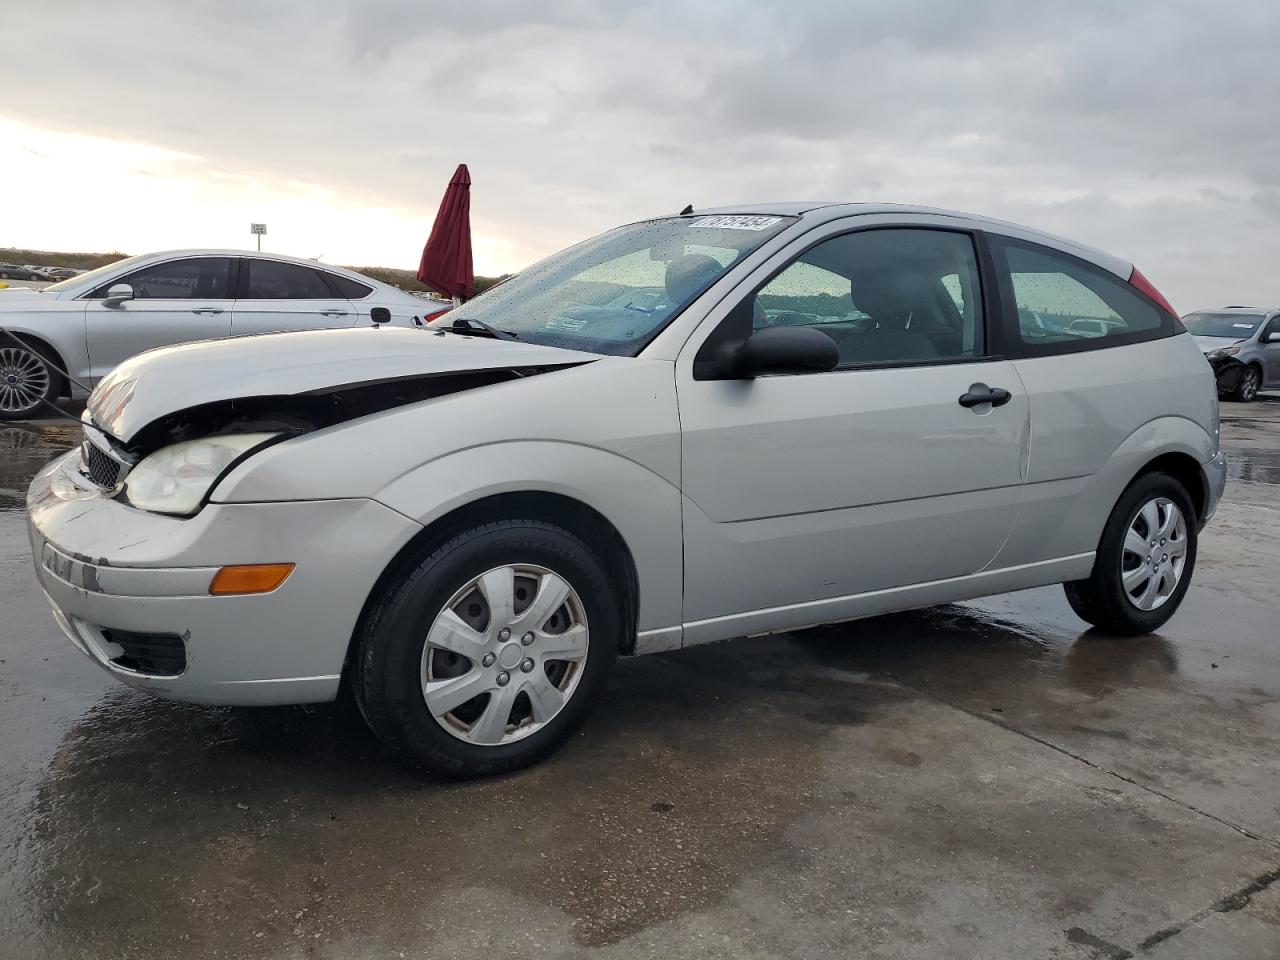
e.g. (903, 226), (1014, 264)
(452, 295), (461, 308)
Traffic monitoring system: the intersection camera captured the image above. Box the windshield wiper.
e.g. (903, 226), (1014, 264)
(443, 317), (520, 341)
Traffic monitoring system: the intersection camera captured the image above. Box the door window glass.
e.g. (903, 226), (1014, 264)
(244, 259), (336, 299)
(748, 229), (985, 365)
(1004, 244), (1164, 346)
(94, 258), (232, 299)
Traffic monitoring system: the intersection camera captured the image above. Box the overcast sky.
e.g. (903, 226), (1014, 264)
(2, 0), (1278, 310)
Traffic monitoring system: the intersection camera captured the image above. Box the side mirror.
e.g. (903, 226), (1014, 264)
(729, 326), (840, 379)
(102, 283), (134, 307)
(1265, 331), (1280, 344)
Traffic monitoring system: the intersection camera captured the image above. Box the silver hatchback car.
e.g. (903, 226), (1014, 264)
(27, 203), (1226, 777)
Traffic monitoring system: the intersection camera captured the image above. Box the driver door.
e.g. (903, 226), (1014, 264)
(84, 256), (234, 381)
(676, 225), (1028, 642)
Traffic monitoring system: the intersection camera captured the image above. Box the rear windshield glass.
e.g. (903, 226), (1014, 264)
(1181, 313), (1263, 338)
(440, 215), (794, 355)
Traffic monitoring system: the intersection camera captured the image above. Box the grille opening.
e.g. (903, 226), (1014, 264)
(101, 628), (186, 676)
(83, 443), (122, 489)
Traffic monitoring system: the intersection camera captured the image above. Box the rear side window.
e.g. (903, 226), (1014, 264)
(994, 240), (1173, 353)
(93, 257), (232, 299)
(243, 259), (335, 299)
(325, 273), (373, 299)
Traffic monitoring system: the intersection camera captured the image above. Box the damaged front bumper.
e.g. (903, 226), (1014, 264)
(27, 451), (421, 705)
(1208, 355), (1247, 395)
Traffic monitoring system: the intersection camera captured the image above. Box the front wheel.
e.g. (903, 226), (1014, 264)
(1231, 365), (1261, 402)
(353, 519), (619, 777)
(1064, 472), (1197, 635)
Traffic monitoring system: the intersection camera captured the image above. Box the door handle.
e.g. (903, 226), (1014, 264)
(190, 307), (224, 315)
(320, 309), (350, 318)
(958, 384), (1013, 408)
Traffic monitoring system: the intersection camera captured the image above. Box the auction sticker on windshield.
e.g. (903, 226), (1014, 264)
(691, 215), (782, 230)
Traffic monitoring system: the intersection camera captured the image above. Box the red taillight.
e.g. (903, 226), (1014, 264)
(421, 308), (451, 325)
(1128, 266), (1176, 317)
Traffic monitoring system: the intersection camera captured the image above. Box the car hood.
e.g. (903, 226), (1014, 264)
(88, 326), (599, 442)
(1192, 335), (1247, 353)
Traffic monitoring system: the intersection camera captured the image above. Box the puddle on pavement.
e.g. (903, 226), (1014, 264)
(11, 593), (1278, 955)
(18, 641), (911, 954)
(1226, 448), (1280, 486)
(0, 423), (78, 510)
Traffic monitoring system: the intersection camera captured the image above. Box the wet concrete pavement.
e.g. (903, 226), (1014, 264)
(1, 399), (1278, 959)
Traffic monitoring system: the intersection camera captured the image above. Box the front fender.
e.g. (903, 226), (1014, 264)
(372, 441), (684, 642)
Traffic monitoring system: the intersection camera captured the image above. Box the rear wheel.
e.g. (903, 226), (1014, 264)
(0, 343), (59, 420)
(1231, 365), (1261, 402)
(1064, 472), (1197, 635)
(353, 519), (619, 777)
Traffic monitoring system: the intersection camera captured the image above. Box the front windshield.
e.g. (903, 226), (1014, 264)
(43, 255), (139, 293)
(442, 215), (794, 355)
(1182, 312), (1263, 338)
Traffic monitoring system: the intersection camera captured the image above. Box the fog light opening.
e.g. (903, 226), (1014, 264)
(209, 563), (295, 595)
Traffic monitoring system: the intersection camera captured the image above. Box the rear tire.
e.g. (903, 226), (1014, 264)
(353, 519), (619, 777)
(1064, 472), (1197, 635)
(1230, 365), (1262, 402)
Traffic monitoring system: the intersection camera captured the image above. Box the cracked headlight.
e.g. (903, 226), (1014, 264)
(124, 433), (280, 515)
(1206, 346), (1241, 361)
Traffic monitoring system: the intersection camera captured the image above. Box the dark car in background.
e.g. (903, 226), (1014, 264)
(1184, 307), (1280, 401)
(0, 263), (43, 281)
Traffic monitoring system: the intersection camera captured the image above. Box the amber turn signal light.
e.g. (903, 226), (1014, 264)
(209, 563), (295, 596)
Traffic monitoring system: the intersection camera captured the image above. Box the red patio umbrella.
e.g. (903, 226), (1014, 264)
(417, 163), (474, 302)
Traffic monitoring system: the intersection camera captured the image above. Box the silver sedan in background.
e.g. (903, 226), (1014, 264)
(0, 249), (449, 419)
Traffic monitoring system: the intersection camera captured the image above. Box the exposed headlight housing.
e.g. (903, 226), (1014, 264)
(1206, 345), (1242, 361)
(124, 433), (280, 516)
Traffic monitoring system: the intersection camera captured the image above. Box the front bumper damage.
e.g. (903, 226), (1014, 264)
(1208, 355), (1247, 395)
(27, 451), (421, 705)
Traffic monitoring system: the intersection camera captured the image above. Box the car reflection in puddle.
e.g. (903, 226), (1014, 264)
(0, 423), (78, 512)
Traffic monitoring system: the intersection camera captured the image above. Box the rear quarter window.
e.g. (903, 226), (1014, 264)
(326, 273), (373, 299)
(992, 237), (1177, 356)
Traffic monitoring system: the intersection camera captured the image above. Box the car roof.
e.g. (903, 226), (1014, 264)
(1185, 306), (1277, 314)
(47, 248), (412, 298)
(671, 201), (1133, 278)
(124, 248), (378, 282)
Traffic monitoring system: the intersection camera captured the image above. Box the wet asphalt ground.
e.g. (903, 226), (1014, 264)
(1, 399), (1278, 959)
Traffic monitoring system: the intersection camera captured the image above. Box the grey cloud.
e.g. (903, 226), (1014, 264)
(3, 0), (1279, 306)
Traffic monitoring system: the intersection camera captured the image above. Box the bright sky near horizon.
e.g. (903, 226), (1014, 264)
(2, 0), (1279, 310)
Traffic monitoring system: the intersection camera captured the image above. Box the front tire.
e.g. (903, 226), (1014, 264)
(1230, 365), (1261, 402)
(0, 342), (59, 421)
(353, 519), (619, 777)
(1064, 472), (1197, 635)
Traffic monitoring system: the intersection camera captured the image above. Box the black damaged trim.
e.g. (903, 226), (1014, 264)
(1208, 355), (1245, 395)
(119, 362), (591, 457)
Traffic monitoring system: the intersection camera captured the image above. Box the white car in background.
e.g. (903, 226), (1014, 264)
(0, 250), (449, 419)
